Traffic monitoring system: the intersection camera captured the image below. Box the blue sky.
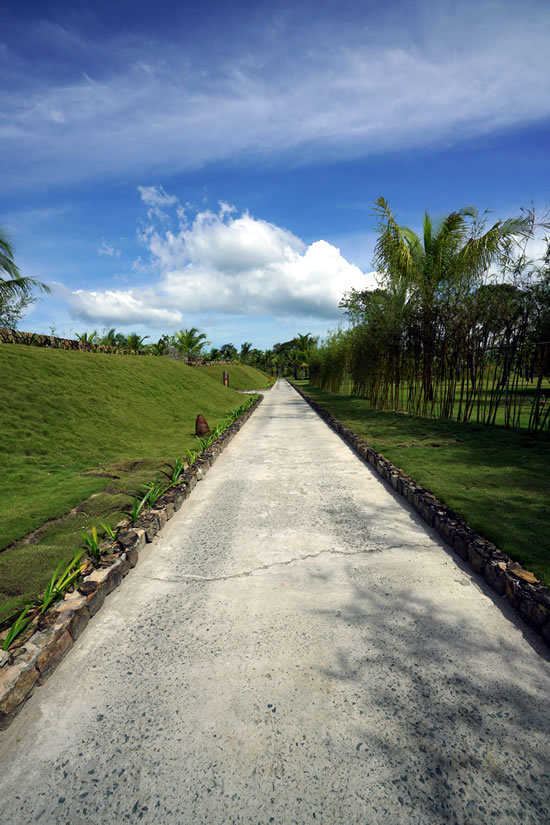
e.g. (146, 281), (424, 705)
(1, 0), (549, 350)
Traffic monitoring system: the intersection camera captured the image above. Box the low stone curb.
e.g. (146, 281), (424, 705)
(0, 395), (264, 730)
(289, 381), (550, 648)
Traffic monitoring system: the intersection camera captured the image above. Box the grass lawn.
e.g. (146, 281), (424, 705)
(0, 346), (250, 618)
(295, 382), (550, 586)
(194, 363), (272, 390)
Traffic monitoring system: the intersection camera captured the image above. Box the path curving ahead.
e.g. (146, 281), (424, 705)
(1, 380), (549, 825)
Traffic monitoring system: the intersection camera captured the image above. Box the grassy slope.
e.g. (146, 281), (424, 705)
(0, 346), (246, 614)
(296, 382), (550, 586)
(195, 364), (271, 389)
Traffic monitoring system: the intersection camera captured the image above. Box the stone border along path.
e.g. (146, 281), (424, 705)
(290, 381), (550, 648)
(1, 379), (550, 825)
(0, 395), (263, 730)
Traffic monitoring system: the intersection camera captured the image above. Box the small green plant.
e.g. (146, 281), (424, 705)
(162, 457), (186, 484)
(2, 606), (35, 651)
(141, 478), (169, 506)
(82, 526), (102, 564)
(100, 522), (118, 542)
(40, 550), (87, 613)
(186, 448), (198, 467)
(127, 489), (152, 524)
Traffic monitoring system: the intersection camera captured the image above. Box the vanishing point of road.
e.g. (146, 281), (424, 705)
(1, 380), (549, 825)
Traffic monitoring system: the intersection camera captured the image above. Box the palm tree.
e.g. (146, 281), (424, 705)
(240, 341), (253, 363)
(373, 197), (531, 406)
(147, 335), (170, 356)
(125, 332), (149, 353)
(171, 327), (209, 362)
(100, 328), (126, 347)
(1, 227), (51, 301)
(75, 330), (99, 344)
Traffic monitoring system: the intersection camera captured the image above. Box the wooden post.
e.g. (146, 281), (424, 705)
(223, 370), (229, 387)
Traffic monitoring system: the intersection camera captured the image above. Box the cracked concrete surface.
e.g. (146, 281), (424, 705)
(1, 379), (550, 825)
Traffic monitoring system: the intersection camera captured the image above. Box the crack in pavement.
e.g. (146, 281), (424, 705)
(141, 542), (435, 583)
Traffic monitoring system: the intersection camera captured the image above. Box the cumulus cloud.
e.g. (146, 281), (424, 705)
(68, 288), (183, 326)
(68, 198), (377, 325)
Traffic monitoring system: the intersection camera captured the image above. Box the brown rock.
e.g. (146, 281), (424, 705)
(84, 585), (106, 617)
(453, 531), (471, 562)
(468, 541), (490, 573)
(508, 568), (539, 584)
(416, 497), (435, 527)
(485, 560), (507, 596)
(36, 629), (73, 683)
(117, 528), (142, 550)
(195, 414), (210, 435)
(0, 660), (39, 719)
(505, 574), (523, 609)
(78, 580), (98, 596)
(126, 546), (139, 568)
(55, 600), (91, 642)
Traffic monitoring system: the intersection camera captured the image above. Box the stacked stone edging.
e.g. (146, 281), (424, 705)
(289, 381), (550, 647)
(0, 395), (263, 730)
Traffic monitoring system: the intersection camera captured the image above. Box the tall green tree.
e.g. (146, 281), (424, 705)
(125, 333), (150, 353)
(171, 327), (209, 362)
(219, 342), (238, 361)
(0, 228), (51, 302)
(100, 328), (126, 347)
(240, 341), (253, 363)
(373, 197), (531, 406)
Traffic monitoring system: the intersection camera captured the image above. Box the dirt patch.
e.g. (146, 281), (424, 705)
(79, 471), (120, 479)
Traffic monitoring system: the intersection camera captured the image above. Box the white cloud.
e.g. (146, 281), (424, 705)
(2, 4), (549, 188)
(68, 288), (183, 327)
(138, 185), (178, 208)
(66, 200), (377, 325)
(98, 240), (120, 257)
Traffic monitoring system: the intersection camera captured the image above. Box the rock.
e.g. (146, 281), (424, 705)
(36, 629), (73, 683)
(468, 541), (491, 573)
(519, 597), (549, 631)
(508, 567), (539, 584)
(37, 610), (60, 631)
(126, 546), (139, 568)
(55, 597), (91, 641)
(453, 531), (471, 562)
(195, 414), (210, 435)
(434, 513), (456, 546)
(0, 659), (39, 722)
(117, 528), (142, 550)
(78, 581), (98, 596)
(153, 509), (168, 529)
(86, 561), (124, 595)
(505, 573), (524, 609)
(485, 560), (507, 596)
(416, 497), (435, 527)
(84, 586), (106, 617)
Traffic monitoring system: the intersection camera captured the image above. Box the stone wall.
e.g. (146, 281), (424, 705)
(290, 382), (550, 647)
(0, 327), (136, 354)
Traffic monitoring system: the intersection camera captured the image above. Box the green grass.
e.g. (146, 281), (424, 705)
(195, 364), (271, 390)
(296, 382), (550, 587)
(0, 346), (248, 617)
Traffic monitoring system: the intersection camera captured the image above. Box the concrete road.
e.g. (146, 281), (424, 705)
(1, 380), (549, 825)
